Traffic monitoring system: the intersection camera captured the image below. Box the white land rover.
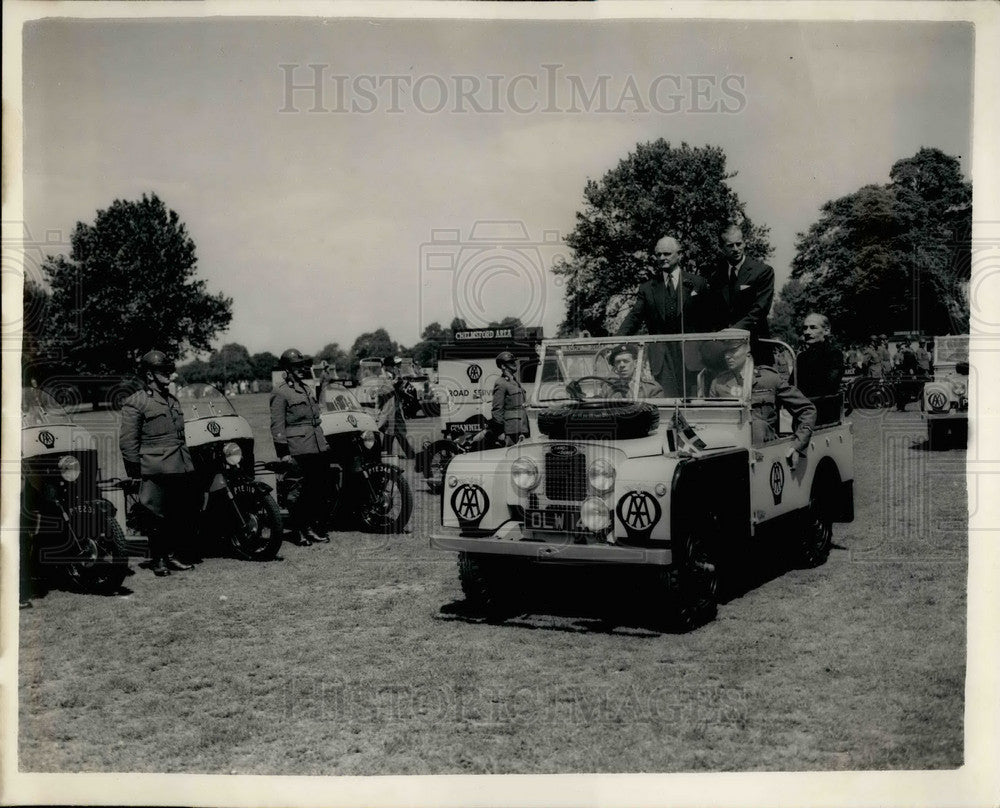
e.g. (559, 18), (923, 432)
(431, 331), (854, 630)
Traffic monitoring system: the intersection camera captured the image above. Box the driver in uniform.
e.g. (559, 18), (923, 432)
(119, 350), (198, 577)
(271, 349), (330, 546)
(710, 339), (816, 470)
(490, 351), (529, 445)
(610, 343), (663, 398)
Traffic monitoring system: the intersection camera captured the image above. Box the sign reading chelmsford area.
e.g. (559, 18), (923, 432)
(454, 329), (513, 341)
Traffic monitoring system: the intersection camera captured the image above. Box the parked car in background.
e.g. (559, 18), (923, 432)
(922, 334), (970, 448)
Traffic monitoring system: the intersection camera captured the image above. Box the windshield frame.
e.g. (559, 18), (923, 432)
(21, 386), (74, 426)
(532, 331), (754, 407)
(174, 382), (239, 419)
(319, 383), (365, 413)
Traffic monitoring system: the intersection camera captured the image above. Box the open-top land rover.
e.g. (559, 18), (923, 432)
(431, 331), (854, 630)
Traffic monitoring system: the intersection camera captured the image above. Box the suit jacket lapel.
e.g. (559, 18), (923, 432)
(652, 276), (668, 319)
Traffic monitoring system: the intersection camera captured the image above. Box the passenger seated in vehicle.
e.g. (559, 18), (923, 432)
(609, 343), (663, 398)
(796, 313), (844, 425)
(710, 339), (817, 469)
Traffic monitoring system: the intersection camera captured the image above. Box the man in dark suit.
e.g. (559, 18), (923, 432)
(618, 234), (709, 396)
(706, 225), (775, 341)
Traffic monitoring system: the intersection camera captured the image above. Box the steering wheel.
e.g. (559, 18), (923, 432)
(565, 376), (620, 402)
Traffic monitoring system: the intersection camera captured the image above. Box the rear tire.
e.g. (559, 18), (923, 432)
(795, 477), (834, 568)
(229, 489), (283, 561)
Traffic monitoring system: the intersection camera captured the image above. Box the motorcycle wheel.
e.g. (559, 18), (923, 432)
(66, 514), (130, 595)
(229, 489), (284, 561)
(424, 444), (460, 494)
(357, 463), (413, 533)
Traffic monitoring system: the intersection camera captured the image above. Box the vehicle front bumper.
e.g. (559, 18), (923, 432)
(923, 410), (968, 422)
(430, 523), (673, 565)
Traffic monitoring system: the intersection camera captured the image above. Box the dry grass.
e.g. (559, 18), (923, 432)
(18, 397), (966, 773)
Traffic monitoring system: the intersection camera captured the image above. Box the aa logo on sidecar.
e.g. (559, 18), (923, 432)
(206, 421), (222, 437)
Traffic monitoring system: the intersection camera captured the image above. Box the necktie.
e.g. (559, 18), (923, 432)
(666, 272), (675, 294)
(728, 266), (737, 300)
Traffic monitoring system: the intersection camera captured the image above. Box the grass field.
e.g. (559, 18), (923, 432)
(18, 395), (967, 773)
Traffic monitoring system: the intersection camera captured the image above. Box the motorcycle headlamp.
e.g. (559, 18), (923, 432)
(223, 442), (243, 466)
(587, 458), (616, 494)
(362, 430), (377, 450)
(58, 455), (81, 482)
(511, 457), (540, 491)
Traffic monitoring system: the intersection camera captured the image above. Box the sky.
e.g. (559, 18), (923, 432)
(21, 15), (974, 358)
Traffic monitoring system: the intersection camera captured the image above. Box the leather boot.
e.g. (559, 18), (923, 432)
(151, 558), (171, 577)
(165, 556), (194, 572)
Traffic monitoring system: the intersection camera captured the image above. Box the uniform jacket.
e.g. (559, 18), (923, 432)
(491, 372), (529, 438)
(270, 375), (327, 456)
(711, 362), (816, 454)
(618, 271), (710, 338)
(120, 386), (195, 477)
(796, 341), (844, 397)
(705, 256), (775, 338)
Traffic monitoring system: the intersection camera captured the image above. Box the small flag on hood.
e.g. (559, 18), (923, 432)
(667, 406), (707, 454)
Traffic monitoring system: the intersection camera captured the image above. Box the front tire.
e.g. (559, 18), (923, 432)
(357, 464), (413, 533)
(66, 514), (130, 594)
(229, 489), (283, 561)
(457, 553), (522, 621)
(670, 530), (719, 630)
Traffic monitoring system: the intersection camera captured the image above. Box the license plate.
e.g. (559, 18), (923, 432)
(525, 508), (579, 532)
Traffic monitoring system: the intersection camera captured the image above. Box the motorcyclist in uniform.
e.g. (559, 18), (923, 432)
(271, 349), (331, 546)
(119, 350), (198, 577)
(490, 351), (529, 446)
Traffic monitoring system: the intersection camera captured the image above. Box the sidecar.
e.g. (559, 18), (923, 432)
(21, 386), (130, 595)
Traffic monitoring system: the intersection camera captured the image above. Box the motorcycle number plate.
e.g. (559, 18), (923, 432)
(525, 509), (580, 533)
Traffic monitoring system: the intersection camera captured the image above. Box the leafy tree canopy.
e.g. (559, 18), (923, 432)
(347, 328), (399, 377)
(786, 148), (971, 347)
(554, 139), (770, 336)
(37, 193), (232, 374)
(315, 343), (348, 374)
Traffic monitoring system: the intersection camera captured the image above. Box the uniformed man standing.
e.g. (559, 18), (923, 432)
(119, 350), (198, 577)
(710, 339), (816, 469)
(271, 349), (330, 546)
(491, 351), (529, 445)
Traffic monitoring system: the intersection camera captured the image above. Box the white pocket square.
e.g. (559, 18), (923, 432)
(739, 284), (751, 290)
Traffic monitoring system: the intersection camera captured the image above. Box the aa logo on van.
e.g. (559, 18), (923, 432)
(769, 461), (785, 505)
(466, 364), (483, 383)
(37, 430), (56, 449)
(616, 490), (661, 542)
(206, 421), (222, 437)
(451, 483), (489, 528)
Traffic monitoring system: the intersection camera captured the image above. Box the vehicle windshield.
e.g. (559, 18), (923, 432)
(320, 384), (364, 412)
(358, 361), (385, 381)
(935, 336), (969, 364)
(534, 334), (752, 404)
(21, 386), (73, 426)
(175, 383), (238, 419)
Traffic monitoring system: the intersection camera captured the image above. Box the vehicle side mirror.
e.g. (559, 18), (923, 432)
(955, 361), (969, 376)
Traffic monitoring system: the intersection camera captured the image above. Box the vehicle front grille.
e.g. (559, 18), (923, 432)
(544, 451), (587, 502)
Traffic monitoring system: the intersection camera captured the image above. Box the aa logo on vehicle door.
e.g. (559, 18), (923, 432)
(347, 414), (358, 427)
(616, 490), (661, 541)
(206, 421), (222, 437)
(451, 483), (490, 528)
(37, 430), (55, 449)
(769, 461), (785, 505)
(466, 364), (483, 383)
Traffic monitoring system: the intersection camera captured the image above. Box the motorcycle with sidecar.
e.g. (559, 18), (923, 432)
(260, 382), (413, 533)
(21, 386), (130, 594)
(107, 382), (284, 561)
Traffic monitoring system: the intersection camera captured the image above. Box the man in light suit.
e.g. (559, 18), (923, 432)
(706, 225), (775, 342)
(618, 234), (709, 396)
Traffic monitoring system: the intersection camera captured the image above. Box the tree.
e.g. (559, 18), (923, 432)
(250, 351), (280, 380)
(205, 343), (253, 384)
(554, 140), (771, 336)
(314, 343), (348, 374)
(788, 148), (971, 346)
(39, 193), (232, 373)
(347, 328), (398, 377)
(768, 277), (810, 346)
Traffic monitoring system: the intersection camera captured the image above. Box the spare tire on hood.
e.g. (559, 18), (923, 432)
(537, 401), (659, 441)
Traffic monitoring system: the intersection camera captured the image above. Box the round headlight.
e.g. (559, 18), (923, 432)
(223, 442), (243, 466)
(953, 381), (966, 396)
(362, 430), (377, 450)
(58, 455), (81, 482)
(511, 457), (540, 491)
(588, 458), (616, 494)
(579, 497), (611, 532)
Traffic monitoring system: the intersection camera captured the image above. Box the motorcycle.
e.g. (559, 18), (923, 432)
(259, 382), (413, 533)
(416, 416), (504, 494)
(107, 382), (283, 561)
(21, 386), (130, 594)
